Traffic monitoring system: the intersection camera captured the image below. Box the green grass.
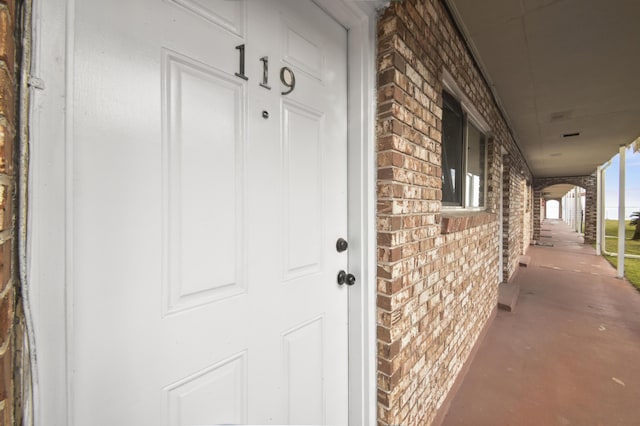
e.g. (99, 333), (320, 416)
(602, 220), (640, 290)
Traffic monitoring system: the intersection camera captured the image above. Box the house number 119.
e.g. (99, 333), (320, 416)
(235, 44), (296, 95)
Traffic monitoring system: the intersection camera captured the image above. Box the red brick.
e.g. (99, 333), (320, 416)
(0, 0), (15, 23)
(0, 286), (11, 350)
(0, 352), (11, 425)
(0, 4), (17, 425)
(0, 125), (11, 175)
(0, 67), (14, 124)
(375, 0), (533, 424)
(0, 184), (11, 232)
(0, 7), (14, 74)
(0, 241), (10, 293)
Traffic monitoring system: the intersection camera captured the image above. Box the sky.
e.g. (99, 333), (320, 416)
(603, 146), (640, 220)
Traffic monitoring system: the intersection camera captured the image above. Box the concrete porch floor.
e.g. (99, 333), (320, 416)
(440, 219), (640, 426)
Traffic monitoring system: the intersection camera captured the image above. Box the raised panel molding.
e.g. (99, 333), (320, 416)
(282, 17), (324, 81)
(281, 100), (324, 281)
(162, 49), (246, 316)
(163, 352), (248, 426)
(169, 0), (245, 37)
(283, 317), (325, 424)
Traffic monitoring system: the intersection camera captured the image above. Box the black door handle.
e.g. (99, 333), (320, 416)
(337, 270), (356, 286)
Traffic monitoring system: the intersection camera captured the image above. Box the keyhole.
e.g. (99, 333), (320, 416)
(262, 110), (269, 119)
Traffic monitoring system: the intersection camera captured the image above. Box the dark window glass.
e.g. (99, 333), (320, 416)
(442, 91), (463, 206)
(442, 90), (487, 208)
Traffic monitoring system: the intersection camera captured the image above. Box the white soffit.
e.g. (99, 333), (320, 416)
(446, 0), (640, 178)
(542, 183), (576, 199)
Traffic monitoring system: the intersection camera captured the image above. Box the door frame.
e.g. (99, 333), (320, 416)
(27, 0), (380, 424)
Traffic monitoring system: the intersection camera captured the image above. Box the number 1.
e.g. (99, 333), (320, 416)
(259, 56), (271, 90)
(235, 44), (248, 80)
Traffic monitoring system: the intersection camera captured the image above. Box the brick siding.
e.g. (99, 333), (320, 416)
(533, 175), (597, 243)
(502, 155), (531, 281)
(522, 182), (533, 254)
(376, 0), (533, 424)
(0, 0), (23, 423)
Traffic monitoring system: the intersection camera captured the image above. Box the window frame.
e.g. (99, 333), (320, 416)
(463, 119), (488, 209)
(442, 90), (464, 207)
(441, 78), (490, 211)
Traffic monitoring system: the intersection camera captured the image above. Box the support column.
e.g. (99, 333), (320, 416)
(583, 177), (597, 244)
(599, 161), (612, 256)
(596, 166), (602, 255)
(567, 192), (572, 227)
(618, 145), (626, 278)
(574, 187), (579, 233)
(558, 198), (563, 221)
(567, 191), (573, 228)
(533, 190), (541, 241)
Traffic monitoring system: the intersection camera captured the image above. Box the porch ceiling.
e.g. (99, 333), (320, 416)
(542, 184), (574, 200)
(445, 0), (640, 178)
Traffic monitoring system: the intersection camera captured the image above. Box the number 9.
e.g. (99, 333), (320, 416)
(280, 67), (295, 95)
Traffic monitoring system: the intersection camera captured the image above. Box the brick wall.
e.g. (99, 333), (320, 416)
(0, 0), (24, 423)
(533, 175), (596, 243)
(376, 0), (533, 424)
(522, 182), (532, 254)
(502, 155), (531, 281)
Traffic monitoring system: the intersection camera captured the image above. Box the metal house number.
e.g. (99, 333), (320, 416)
(279, 67), (295, 95)
(235, 44), (296, 95)
(234, 44), (248, 80)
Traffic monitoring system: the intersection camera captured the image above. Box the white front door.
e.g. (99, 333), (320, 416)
(68, 1), (348, 424)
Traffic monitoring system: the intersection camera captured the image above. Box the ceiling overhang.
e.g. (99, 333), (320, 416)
(445, 0), (640, 178)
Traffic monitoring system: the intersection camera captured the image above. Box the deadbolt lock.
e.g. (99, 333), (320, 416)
(336, 238), (348, 253)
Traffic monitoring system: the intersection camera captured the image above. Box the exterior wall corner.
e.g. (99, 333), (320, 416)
(375, 0), (533, 423)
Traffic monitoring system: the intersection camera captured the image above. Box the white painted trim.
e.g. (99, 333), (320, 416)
(596, 166), (602, 255)
(28, 0), (71, 424)
(442, 69), (491, 134)
(64, 0), (77, 422)
(313, 1), (380, 424)
(617, 145), (626, 278)
(598, 160), (613, 257)
(29, 0), (380, 424)
(442, 70), (491, 211)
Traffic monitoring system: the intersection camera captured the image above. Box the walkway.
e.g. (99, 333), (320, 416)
(441, 219), (640, 426)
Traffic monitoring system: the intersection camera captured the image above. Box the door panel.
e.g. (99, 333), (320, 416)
(163, 352), (248, 425)
(170, 0), (245, 37)
(71, 0), (347, 424)
(163, 50), (246, 314)
(282, 101), (323, 280)
(283, 317), (325, 424)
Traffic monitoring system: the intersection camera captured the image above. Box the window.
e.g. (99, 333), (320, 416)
(442, 91), (487, 208)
